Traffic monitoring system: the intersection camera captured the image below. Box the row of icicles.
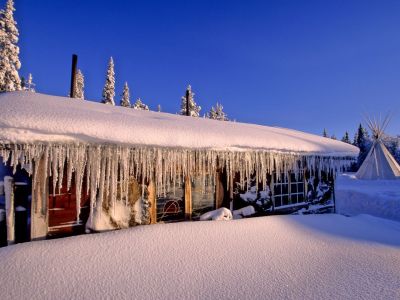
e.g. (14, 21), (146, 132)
(0, 143), (354, 223)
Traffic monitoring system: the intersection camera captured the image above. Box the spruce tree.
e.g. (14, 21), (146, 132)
(101, 57), (115, 105)
(179, 85), (201, 117)
(331, 134), (337, 140)
(157, 104), (161, 112)
(120, 82), (130, 107)
(24, 73), (35, 92)
(322, 128), (328, 137)
(341, 131), (351, 144)
(74, 70), (84, 99)
(354, 123), (370, 168)
(207, 102), (229, 121)
(0, 0), (21, 92)
(132, 98), (149, 111)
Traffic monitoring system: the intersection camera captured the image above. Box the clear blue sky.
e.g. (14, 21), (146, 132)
(14, 0), (400, 138)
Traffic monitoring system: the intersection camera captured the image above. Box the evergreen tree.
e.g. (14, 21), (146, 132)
(120, 82), (131, 107)
(0, 0), (21, 92)
(341, 131), (351, 144)
(207, 102), (229, 121)
(322, 128), (328, 137)
(132, 98), (149, 111)
(157, 104), (161, 112)
(74, 70), (84, 99)
(101, 57), (115, 105)
(22, 73), (35, 92)
(179, 85), (201, 117)
(354, 123), (370, 168)
(331, 134), (337, 140)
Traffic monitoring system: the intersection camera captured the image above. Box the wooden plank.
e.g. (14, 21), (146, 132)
(4, 176), (14, 245)
(184, 175), (192, 220)
(215, 169), (224, 209)
(148, 181), (157, 224)
(31, 155), (49, 240)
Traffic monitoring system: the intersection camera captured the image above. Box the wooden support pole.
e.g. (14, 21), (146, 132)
(184, 175), (192, 220)
(70, 54), (78, 98)
(215, 169), (224, 209)
(4, 176), (14, 245)
(148, 181), (157, 224)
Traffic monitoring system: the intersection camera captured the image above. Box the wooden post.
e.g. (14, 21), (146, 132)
(4, 176), (14, 245)
(215, 169), (224, 209)
(148, 181), (157, 224)
(229, 171), (234, 211)
(30, 155), (49, 240)
(184, 175), (192, 220)
(70, 54), (78, 98)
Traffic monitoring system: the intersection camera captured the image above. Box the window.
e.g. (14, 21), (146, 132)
(273, 171), (305, 208)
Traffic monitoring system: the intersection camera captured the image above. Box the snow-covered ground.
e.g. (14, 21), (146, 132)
(336, 173), (400, 222)
(0, 214), (399, 300)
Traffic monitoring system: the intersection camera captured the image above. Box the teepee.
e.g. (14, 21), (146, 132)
(356, 115), (400, 179)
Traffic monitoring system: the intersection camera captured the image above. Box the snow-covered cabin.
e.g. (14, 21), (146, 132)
(0, 92), (358, 242)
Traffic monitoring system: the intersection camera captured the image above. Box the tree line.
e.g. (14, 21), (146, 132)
(0, 0), (229, 121)
(322, 125), (400, 168)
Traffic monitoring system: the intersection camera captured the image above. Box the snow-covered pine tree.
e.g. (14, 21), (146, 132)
(101, 57), (115, 105)
(157, 104), (161, 112)
(179, 85), (201, 117)
(132, 98), (149, 110)
(0, 0), (21, 92)
(23, 73), (35, 92)
(354, 123), (371, 168)
(341, 131), (351, 144)
(74, 70), (84, 99)
(322, 129), (328, 137)
(331, 134), (337, 140)
(207, 102), (229, 121)
(120, 82), (130, 107)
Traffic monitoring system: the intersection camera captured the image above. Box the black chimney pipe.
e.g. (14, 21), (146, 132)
(70, 54), (78, 98)
(186, 88), (190, 116)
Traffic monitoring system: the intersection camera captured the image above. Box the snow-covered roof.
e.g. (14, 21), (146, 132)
(0, 92), (358, 157)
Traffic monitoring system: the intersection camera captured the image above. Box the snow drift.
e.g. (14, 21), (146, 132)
(0, 214), (399, 300)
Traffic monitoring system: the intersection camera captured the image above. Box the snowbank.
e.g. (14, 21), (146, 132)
(336, 173), (400, 222)
(0, 214), (399, 300)
(0, 92), (358, 156)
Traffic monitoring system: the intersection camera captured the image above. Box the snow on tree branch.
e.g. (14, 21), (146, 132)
(0, 0), (21, 92)
(179, 85), (201, 117)
(102, 57), (115, 105)
(132, 98), (149, 110)
(120, 82), (131, 107)
(207, 102), (229, 121)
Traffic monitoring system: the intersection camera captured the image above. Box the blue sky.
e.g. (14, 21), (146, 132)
(14, 0), (400, 138)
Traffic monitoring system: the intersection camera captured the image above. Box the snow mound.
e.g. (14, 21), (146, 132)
(0, 92), (358, 156)
(200, 207), (233, 221)
(233, 205), (256, 218)
(0, 214), (399, 300)
(336, 173), (400, 222)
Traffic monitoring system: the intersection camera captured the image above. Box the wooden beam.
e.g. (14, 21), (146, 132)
(4, 176), (14, 245)
(184, 175), (192, 220)
(30, 155), (49, 240)
(148, 181), (157, 224)
(215, 169), (224, 209)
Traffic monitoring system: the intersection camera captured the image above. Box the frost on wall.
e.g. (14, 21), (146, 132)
(0, 143), (354, 226)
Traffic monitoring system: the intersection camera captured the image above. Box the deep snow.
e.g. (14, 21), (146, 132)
(0, 214), (399, 300)
(0, 92), (358, 156)
(336, 173), (400, 222)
